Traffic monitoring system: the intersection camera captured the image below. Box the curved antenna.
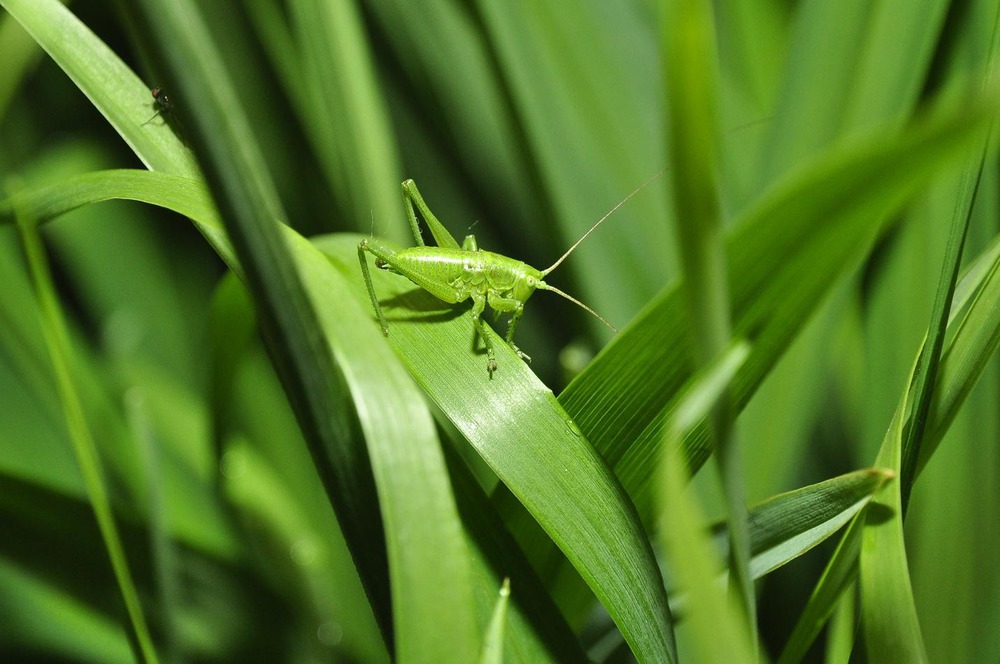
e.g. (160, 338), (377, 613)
(541, 283), (618, 333)
(542, 168), (666, 276)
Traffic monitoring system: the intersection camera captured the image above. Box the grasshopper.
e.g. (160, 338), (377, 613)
(358, 178), (654, 376)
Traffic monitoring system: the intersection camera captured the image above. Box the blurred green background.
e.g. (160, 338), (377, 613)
(2, 0), (1000, 662)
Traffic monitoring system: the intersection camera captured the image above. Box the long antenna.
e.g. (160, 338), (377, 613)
(541, 168), (666, 276)
(540, 283), (618, 333)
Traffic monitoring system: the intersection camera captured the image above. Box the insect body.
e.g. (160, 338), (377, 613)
(358, 178), (649, 377)
(141, 87), (173, 126)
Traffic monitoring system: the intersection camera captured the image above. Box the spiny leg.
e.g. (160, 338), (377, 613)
(488, 293), (530, 364)
(357, 239), (390, 335)
(470, 293), (496, 377)
(401, 179), (463, 249)
(400, 180), (427, 246)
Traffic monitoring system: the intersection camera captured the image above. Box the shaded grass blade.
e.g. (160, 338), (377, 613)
(659, 342), (753, 661)
(661, 0), (753, 635)
(131, 0), (484, 659)
(501, 98), (994, 621)
(779, 230), (1000, 660)
(0, 168), (593, 660)
(480, 578), (511, 664)
(13, 209), (158, 664)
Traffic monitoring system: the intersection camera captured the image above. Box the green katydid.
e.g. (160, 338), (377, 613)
(358, 176), (659, 377)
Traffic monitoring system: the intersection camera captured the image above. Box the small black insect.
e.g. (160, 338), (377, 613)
(141, 87), (173, 126)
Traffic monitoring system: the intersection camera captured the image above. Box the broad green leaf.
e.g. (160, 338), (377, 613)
(322, 233), (676, 663)
(0, 168), (590, 661)
(2, 0), (483, 659)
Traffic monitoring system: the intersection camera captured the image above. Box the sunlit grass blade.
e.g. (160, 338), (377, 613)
(0, 167), (592, 659)
(592, 468), (890, 660)
(901, 8), (1000, 507)
(779, 230), (1000, 660)
(322, 234), (677, 663)
(0, 0), (197, 178)
(709, 467), (894, 582)
(440, 443), (588, 662)
(777, 514), (864, 664)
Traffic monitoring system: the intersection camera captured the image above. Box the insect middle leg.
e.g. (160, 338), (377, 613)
(487, 293), (530, 363)
(470, 292), (497, 376)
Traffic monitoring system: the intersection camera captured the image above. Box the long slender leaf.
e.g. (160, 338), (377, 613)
(900, 4), (1000, 508)
(0, 166), (593, 662)
(322, 234), (676, 663)
(13, 208), (158, 663)
(501, 97), (993, 620)
(131, 1), (482, 660)
(779, 230), (1000, 661)
(659, 342), (753, 662)
(710, 468), (894, 581)
(860, 389), (927, 661)
(661, 0), (753, 635)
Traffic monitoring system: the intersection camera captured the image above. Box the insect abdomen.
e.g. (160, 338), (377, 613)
(387, 248), (529, 304)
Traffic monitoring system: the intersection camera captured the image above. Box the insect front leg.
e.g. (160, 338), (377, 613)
(470, 292), (497, 377)
(488, 293), (531, 364)
(357, 238), (393, 335)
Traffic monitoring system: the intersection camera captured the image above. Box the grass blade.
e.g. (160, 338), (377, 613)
(322, 234), (677, 663)
(659, 342), (753, 662)
(132, 0), (480, 658)
(13, 208), (158, 663)
(510, 98), (993, 621)
(860, 388), (927, 661)
(661, 0), (753, 635)
(480, 578), (511, 664)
